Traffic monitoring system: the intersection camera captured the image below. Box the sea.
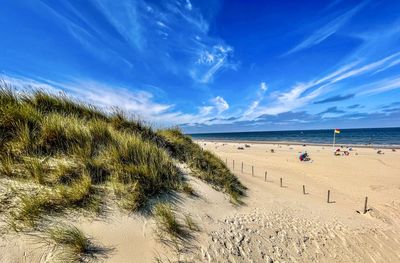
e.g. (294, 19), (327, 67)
(189, 127), (400, 147)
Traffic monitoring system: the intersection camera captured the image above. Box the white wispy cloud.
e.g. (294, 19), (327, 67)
(196, 45), (235, 83)
(199, 106), (214, 116)
(260, 82), (268, 91)
(40, 0), (236, 85)
(211, 96), (229, 113)
(358, 76), (400, 96)
(2, 75), (233, 126)
(3, 75), (172, 119)
(91, 0), (144, 50)
(156, 21), (169, 29)
(285, 2), (366, 55)
(146, 1), (236, 84)
(39, 0), (136, 68)
(185, 0), (193, 11)
(373, 57), (400, 74)
(323, 0), (345, 11)
(330, 52), (400, 83)
(242, 82), (269, 119)
(252, 84), (324, 117)
(200, 57), (226, 83)
(242, 50), (400, 121)
(197, 95), (230, 120)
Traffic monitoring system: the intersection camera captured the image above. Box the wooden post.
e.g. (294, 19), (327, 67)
(327, 190), (331, 203)
(364, 196), (368, 214)
(280, 178), (283, 187)
(252, 166), (254, 176)
(233, 160), (235, 170)
(303, 185), (306, 195)
(241, 162), (243, 173)
(264, 171), (267, 182)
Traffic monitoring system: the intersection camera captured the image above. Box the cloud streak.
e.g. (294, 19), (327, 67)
(241, 50), (400, 122)
(358, 76), (400, 96)
(285, 2), (366, 55)
(2, 74), (235, 127)
(39, 0), (236, 84)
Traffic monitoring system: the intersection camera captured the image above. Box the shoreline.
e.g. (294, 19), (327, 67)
(193, 138), (400, 149)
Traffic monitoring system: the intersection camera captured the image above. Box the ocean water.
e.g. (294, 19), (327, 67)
(189, 127), (400, 146)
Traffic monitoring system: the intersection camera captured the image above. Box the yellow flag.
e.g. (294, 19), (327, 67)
(334, 129), (340, 134)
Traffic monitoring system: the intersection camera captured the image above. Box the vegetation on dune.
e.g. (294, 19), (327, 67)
(158, 128), (246, 202)
(11, 174), (94, 228)
(153, 202), (201, 256)
(0, 85), (245, 230)
(153, 203), (185, 238)
(47, 224), (91, 253)
(45, 224), (95, 262)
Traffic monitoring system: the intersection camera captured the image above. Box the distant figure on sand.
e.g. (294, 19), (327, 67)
(299, 152), (311, 162)
(334, 149), (350, 156)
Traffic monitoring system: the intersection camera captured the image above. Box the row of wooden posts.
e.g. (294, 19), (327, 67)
(225, 157), (370, 214)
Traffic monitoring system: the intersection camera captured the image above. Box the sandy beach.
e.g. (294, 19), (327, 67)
(1, 140), (399, 262)
(193, 138), (400, 149)
(192, 140), (400, 262)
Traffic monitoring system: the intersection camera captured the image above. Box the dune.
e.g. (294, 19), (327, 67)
(0, 87), (244, 262)
(1, 86), (399, 262)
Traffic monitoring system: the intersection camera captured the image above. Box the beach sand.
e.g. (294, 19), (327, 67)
(192, 141), (400, 262)
(1, 141), (399, 262)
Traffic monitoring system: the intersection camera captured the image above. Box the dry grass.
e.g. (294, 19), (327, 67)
(158, 128), (246, 203)
(11, 175), (93, 228)
(0, 85), (245, 230)
(153, 203), (185, 238)
(45, 224), (92, 262)
(47, 224), (90, 253)
(181, 182), (195, 196)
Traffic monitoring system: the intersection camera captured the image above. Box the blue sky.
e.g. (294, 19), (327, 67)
(1, 0), (400, 133)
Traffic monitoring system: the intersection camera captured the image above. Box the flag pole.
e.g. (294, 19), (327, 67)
(332, 129), (336, 151)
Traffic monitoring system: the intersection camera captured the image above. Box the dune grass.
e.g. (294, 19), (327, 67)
(45, 224), (92, 262)
(47, 224), (90, 253)
(153, 203), (185, 238)
(0, 85), (245, 230)
(158, 128), (246, 203)
(11, 174), (94, 228)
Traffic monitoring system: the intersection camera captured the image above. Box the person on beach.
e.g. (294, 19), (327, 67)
(299, 152), (310, 161)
